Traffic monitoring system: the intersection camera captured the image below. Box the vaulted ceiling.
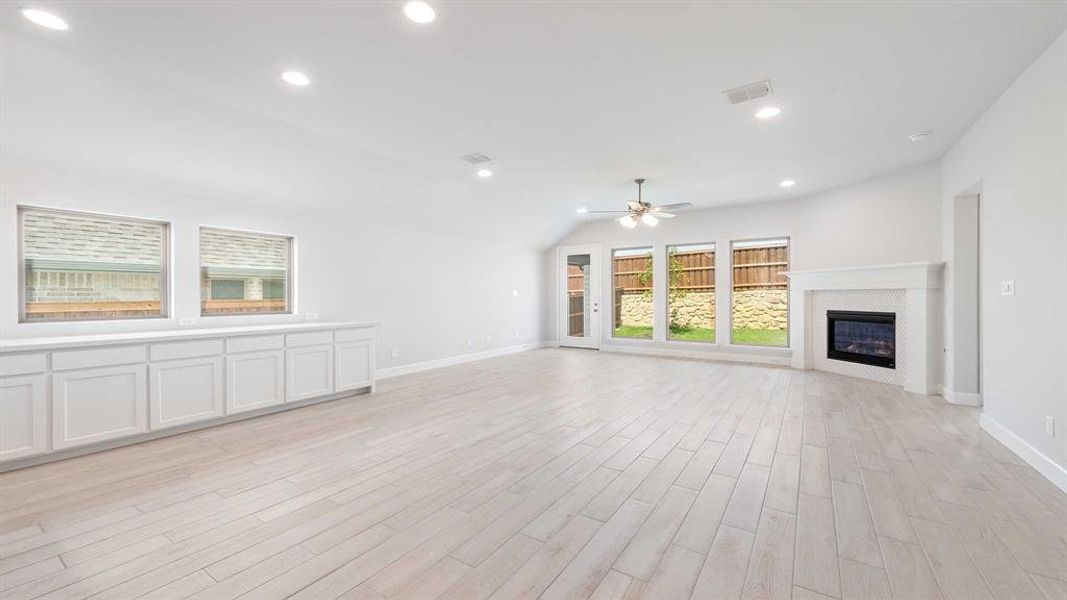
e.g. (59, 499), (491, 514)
(2, 2), (1065, 248)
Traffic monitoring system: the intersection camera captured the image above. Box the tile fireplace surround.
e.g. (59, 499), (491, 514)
(785, 262), (944, 396)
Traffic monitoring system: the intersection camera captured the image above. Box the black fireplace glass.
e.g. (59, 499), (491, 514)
(826, 311), (896, 368)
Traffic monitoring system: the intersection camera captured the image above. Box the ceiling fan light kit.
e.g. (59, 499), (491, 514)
(584, 178), (692, 228)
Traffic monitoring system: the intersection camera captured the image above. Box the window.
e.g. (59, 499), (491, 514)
(19, 207), (168, 322)
(731, 238), (789, 346)
(200, 227), (292, 316)
(667, 243), (715, 343)
(612, 247), (653, 339)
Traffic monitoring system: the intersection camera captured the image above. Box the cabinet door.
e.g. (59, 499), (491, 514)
(286, 345), (334, 403)
(0, 374), (48, 461)
(149, 357), (224, 430)
(226, 350), (285, 414)
(335, 341), (372, 392)
(53, 364), (147, 450)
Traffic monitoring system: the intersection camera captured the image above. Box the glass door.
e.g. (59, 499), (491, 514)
(558, 244), (601, 349)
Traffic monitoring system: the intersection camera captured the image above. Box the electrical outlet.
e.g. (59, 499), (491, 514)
(304, 313), (319, 321)
(178, 318), (196, 326)
(390, 348), (399, 358)
(1047, 416), (1056, 438)
(465, 338), (472, 348)
(486, 335), (492, 344)
(1000, 280), (1015, 296)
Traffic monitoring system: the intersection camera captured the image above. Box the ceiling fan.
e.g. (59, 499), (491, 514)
(585, 178), (692, 228)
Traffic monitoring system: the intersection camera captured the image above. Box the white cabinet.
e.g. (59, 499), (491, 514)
(286, 345), (334, 402)
(227, 350), (285, 414)
(150, 357), (224, 430)
(335, 340), (373, 392)
(0, 375), (48, 461)
(52, 364), (147, 450)
(2, 322), (375, 467)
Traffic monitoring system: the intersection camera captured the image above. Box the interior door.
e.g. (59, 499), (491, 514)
(558, 244), (601, 349)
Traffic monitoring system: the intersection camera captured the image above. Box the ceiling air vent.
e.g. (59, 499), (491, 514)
(723, 80), (773, 105)
(460, 153), (492, 165)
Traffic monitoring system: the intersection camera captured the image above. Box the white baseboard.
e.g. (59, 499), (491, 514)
(599, 343), (793, 367)
(904, 380), (939, 396)
(376, 342), (549, 380)
(980, 413), (1067, 494)
(943, 388), (982, 406)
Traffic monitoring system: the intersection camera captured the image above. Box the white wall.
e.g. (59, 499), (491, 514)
(941, 31), (1067, 487)
(548, 161), (943, 353)
(0, 158), (545, 372)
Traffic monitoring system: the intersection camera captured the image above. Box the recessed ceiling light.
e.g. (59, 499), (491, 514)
(281, 71), (310, 87)
(779, 179), (796, 188)
(21, 8), (69, 30)
(909, 131), (931, 142)
(477, 168), (492, 178)
(576, 207), (588, 214)
(755, 106), (782, 120)
(404, 1), (436, 24)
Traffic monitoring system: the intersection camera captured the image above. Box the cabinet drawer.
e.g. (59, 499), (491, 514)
(150, 339), (223, 362)
(227, 335), (284, 354)
(0, 353), (47, 377)
(52, 345), (146, 371)
(286, 331), (333, 348)
(334, 328), (374, 343)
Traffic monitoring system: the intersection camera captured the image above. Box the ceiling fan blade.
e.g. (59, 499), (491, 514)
(655, 212), (676, 218)
(585, 209), (630, 214)
(653, 202), (693, 210)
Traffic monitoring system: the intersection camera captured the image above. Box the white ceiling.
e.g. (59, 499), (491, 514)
(2, 1), (1065, 248)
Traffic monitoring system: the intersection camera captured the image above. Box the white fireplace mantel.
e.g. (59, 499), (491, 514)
(784, 262), (944, 395)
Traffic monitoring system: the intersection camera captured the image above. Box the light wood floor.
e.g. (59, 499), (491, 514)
(1, 349), (1065, 600)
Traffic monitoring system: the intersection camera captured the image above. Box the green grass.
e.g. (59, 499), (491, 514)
(668, 325), (715, 342)
(613, 325), (787, 347)
(613, 325), (654, 339)
(731, 328), (788, 346)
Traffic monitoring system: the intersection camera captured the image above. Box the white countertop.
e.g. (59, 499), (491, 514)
(0, 321), (378, 353)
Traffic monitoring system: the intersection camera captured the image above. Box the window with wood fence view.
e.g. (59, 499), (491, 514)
(200, 228), (291, 316)
(668, 243), (715, 342)
(613, 247), (654, 339)
(731, 238), (789, 346)
(20, 208), (168, 321)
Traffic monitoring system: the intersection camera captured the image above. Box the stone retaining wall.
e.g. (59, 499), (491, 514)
(618, 289), (787, 330)
(732, 289), (788, 330)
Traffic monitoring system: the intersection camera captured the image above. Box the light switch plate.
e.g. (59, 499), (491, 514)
(1000, 280), (1015, 296)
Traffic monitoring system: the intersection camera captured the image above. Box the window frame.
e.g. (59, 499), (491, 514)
(610, 245), (656, 341)
(198, 225), (294, 318)
(665, 242), (717, 345)
(17, 205), (171, 324)
(729, 236), (791, 347)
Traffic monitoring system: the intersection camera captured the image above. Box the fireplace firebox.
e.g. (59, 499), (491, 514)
(826, 310), (896, 369)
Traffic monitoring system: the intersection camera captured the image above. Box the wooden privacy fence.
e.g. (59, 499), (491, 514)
(732, 244), (789, 290)
(568, 293), (584, 336)
(24, 298), (288, 319)
(669, 249), (715, 291)
(24, 300), (162, 320)
(201, 299), (287, 314)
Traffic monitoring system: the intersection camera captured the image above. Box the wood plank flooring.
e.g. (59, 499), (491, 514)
(1, 348), (1065, 599)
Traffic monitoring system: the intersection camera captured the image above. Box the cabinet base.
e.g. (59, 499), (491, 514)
(0, 386), (372, 473)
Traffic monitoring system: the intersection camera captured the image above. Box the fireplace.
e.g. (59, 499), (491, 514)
(826, 310), (896, 369)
